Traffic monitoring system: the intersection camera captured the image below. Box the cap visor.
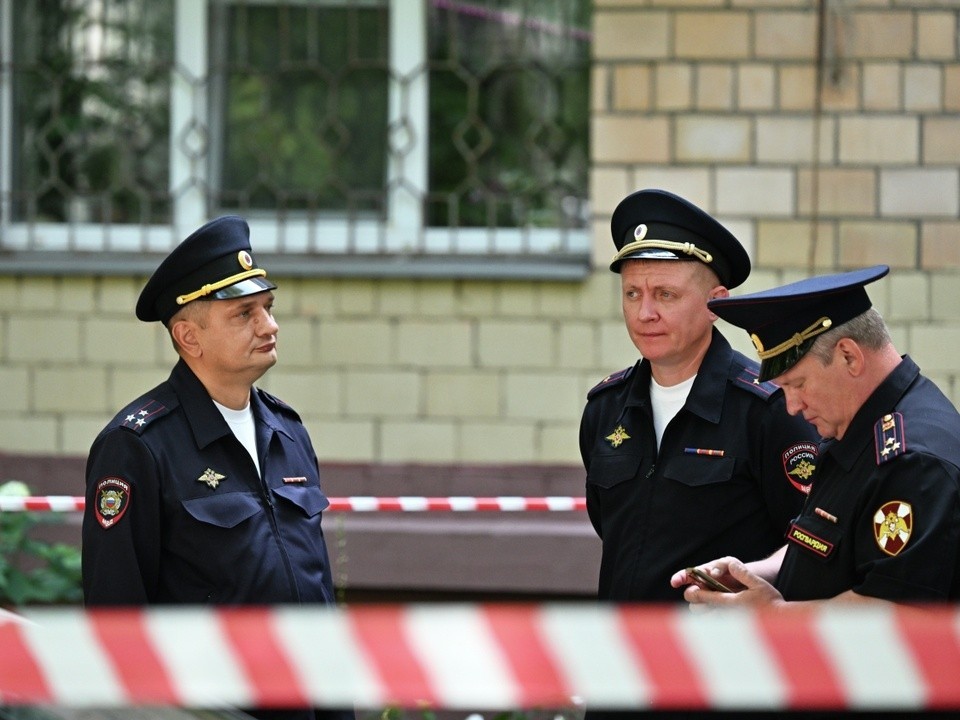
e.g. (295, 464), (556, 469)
(758, 340), (817, 383)
(210, 276), (277, 300)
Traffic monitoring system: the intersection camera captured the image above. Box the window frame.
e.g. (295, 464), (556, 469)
(0, 0), (590, 280)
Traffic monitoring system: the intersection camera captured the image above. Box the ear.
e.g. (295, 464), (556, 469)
(835, 337), (865, 376)
(708, 285), (730, 301)
(706, 285), (729, 320)
(171, 319), (203, 358)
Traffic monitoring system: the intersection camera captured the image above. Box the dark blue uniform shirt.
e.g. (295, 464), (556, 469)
(82, 358), (337, 607)
(777, 356), (960, 602)
(581, 329), (820, 601)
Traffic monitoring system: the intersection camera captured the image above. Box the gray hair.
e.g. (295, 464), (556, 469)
(807, 307), (891, 365)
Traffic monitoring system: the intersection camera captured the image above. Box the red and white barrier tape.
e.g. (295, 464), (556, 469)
(0, 496), (587, 513)
(2, 603), (960, 710)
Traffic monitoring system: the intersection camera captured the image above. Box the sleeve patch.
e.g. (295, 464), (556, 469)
(874, 412), (906, 465)
(94, 476), (131, 529)
(873, 500), (912, 556)
(782, 442), (818, 494)
(587, 365), (634, 399)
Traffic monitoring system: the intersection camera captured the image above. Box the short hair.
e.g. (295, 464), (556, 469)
(166, 299), (212, 353)
(807, 307), (892, 365)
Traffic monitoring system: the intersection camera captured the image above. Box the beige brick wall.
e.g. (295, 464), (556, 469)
(593, 0), (960, 407)
(2, 1), (959, 468)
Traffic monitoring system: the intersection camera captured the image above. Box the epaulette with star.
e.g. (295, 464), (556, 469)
(587, 365), (634, 399)
(875, 411), (906, 465)
(732, 365), (779, 400)
(119, 399), (169, 435)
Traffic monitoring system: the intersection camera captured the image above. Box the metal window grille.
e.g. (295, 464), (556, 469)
(0, 0), (591, 279)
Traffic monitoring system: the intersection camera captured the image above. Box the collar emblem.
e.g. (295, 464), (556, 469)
(198, 468), (226, 489)
(605, 425), (631, 448)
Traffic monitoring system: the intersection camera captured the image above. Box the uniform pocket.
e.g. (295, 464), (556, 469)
(272, 484), (330, 517)
(662, 454), (735, 487)
(586, 453), (643, 489)
(182, 492), (262, 529)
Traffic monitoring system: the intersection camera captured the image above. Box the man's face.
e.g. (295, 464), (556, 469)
(620, 260), (723, 375)
(193, 291), (279, 382)
(773, 346), (853, 440)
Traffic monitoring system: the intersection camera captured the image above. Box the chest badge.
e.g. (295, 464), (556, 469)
(198, 468), (226, 489)
(874, 500), (913, 556)
(605, 425), (631, 448)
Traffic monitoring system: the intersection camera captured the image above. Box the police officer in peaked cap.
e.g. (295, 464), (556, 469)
(83, 216), (355, 720)
(672, 265), (960, 607)
(579, 188), (820, 632)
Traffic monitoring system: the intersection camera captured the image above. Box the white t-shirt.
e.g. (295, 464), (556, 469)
(650, 375), (696, 448)
(213, 399), (260, 476)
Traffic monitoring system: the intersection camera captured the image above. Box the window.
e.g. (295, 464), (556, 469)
(0, 0), (591, 278)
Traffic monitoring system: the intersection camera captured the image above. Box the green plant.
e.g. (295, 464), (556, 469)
(0, 480), (82, 606)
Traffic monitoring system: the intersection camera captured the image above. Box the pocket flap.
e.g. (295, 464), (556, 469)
(587, 453), (643, 489)
(182, 493), (262, 529)
(662, 454), (735, 487)
(272, 484), (330, 517)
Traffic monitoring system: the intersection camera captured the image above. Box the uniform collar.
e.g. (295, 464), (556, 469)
(822, 355), (919, 470)
(168, 359), (296, 451)
(684, 328), (733, 424)
(629, 327), (731, 424)
(169, 359), (235, 449)
(249, 386), (297, 442)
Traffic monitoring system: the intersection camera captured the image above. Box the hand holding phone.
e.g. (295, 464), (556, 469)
(685, 566), (734, 593)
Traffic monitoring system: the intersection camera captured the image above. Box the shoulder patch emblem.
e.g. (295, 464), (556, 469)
(733, 366), (778, 400)
(121, 400), (168, 435)
(94, 476), (131, 529)
(587, 365), (634, 399)
(782, 442), (818, 494)
(874, 412), (906, 465)
(874, 500), (913, 556)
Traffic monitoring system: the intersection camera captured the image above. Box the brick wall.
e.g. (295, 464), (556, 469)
(591, 0), (960, 398)
(1, 0), (958, 465)
(0, 273), (634, 463)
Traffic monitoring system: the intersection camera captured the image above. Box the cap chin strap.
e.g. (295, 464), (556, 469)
(612, 238), (713, 266)
(176, 268), (268, 306)
(752, 317), (833, 359)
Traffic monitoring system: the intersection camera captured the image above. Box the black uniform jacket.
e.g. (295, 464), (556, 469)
(82, 358), (337, 606)
(777, 356), (960, 602)
(581, 329), (820, 601)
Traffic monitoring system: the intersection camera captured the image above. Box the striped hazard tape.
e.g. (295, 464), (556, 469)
(2, 603), (960, 710)
(0, 496), (587, 513)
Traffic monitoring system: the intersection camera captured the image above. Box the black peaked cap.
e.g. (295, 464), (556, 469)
(707, 265), (890, 382)
(136, 215), (276, 324)
(609, 188), (750, 288)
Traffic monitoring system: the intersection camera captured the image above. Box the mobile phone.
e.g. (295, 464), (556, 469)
(685, 566), (734, 593)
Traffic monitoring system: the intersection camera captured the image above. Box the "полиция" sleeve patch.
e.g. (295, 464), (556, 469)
(94, 476), (131, 529)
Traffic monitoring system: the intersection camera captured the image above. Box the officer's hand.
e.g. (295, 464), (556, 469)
(679, 558), (784, 608)
(670, 557), (742, 593)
